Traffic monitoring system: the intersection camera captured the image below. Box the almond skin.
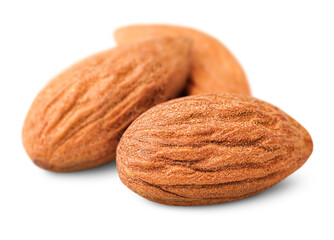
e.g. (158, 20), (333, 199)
(114, 24), (251, 96)
(116, 93), (313, 206)
(22, 37), (192, 172)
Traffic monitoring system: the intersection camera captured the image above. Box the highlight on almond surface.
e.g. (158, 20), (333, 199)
(114, 24), (251, 96)
(22, 37), (192, 172)
(116, 93), (313, 206)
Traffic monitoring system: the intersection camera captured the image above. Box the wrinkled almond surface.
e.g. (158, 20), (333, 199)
(22, 37), (192, 172)
(114, 24), (251, 96)
(116, 93), (313, 206)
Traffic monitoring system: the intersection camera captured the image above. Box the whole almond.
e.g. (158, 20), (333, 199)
(114, 24), (251, 96)
(22, 37), (191, 172)
(116, 93), (313, 206)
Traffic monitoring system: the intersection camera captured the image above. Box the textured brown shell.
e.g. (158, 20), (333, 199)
(22, 37), (192, 172)
(114, 24), (251, 96)
(116, 93), (313, 206)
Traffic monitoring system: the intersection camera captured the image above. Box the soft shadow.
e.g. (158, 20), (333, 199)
(143, 176), (302, 209)
(43, 160), (117, 177)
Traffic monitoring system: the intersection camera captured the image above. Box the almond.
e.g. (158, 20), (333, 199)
(22, 37), (192, 172)
(114, 24), (251, 96)
(116, 93), (313, 206)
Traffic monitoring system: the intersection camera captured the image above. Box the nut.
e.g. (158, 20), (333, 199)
(116, 93), (313, 206)
(114, 24), (251, 96)
(22, 37), (192, 172)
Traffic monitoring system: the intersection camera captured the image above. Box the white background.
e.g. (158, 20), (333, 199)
(1, 0), (333, 239)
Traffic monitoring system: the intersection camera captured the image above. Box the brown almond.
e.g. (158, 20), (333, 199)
(114, 24), (251, 96)
(22, 37), (192, 172)
(116, 93), (313, 206)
